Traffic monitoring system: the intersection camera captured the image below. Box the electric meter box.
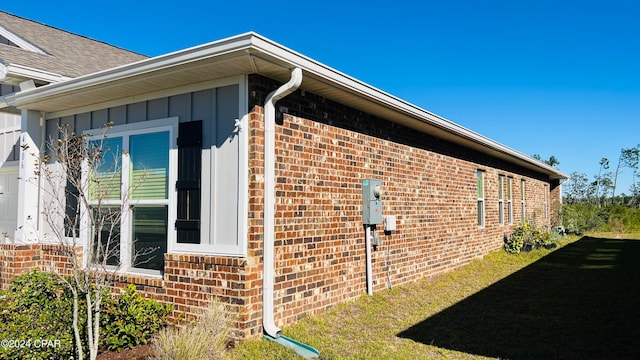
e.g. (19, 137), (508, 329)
(362, 179), (383, 225)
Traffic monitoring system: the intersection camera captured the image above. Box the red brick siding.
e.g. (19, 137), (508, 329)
(0, 244), (41, 288)
(0, 75), (561, 340)
(0, 244), (257, 338)
(245, 74), (559, 334)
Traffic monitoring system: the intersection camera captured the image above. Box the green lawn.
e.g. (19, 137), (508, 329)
(229, 234), (640, 359)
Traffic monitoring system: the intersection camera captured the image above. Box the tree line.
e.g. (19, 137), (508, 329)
(562, 145), (640, 207)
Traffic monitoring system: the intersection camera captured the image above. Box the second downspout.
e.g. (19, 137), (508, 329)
(263, 67), (303, 338)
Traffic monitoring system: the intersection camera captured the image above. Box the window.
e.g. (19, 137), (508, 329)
(521, 179), (526, 222)
(507, 177), (513, 224)
(498, 175), (505, 225)
(85, 117), (177, 274)
(544, 184), (549, 219)
(477, 170), (485, 227)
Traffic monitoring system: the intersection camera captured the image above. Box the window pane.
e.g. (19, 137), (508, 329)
(130, 131), (170, 200)
(132, 206), (168, 271)
(498, 175), (504, 200)
(477, 200), (484, 226)
(89, 137), (122, 200)
(92, 207), (120, 266)
(477, 171), (484, 198)
(508, 202), (513, 224)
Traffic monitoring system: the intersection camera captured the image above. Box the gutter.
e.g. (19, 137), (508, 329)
(11, 32), (566, 181)
(0, 95), (8, 109)
(0, 92), (16, 109)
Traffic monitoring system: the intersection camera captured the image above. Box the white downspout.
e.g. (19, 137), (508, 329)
(263, 67), (303, 338)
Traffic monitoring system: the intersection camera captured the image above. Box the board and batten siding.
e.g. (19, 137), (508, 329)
(0, 111), (20, 165)
(0, 106), (20, 239)
(44, 84), (246, 255)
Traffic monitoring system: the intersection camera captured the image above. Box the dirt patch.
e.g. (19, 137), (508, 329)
(96, 344), (152, 360)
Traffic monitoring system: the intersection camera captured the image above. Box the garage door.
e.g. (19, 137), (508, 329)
(0, 168), (18, 239)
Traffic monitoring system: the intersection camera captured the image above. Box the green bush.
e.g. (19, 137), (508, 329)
(101, 284), (173, 351)
(605, 205), (640, 232)
(504, 221), (562, 254)
(561, 203), (608, 233)
(0, 271), (173, 358)
(562, 204), (640, 233)
(503, 228), (525, 254)
(0, 270), (77, 359)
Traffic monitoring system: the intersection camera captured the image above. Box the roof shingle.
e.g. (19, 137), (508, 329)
(0, 11), (148, 79)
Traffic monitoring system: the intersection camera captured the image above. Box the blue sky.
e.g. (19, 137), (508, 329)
(4, 0), (640, 194)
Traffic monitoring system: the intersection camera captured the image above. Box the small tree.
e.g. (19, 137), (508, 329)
(563, 172), (592, 204)
(532, 154), (560, 167)
(611, 147), (639, 202)
(34, 122), (153, 360)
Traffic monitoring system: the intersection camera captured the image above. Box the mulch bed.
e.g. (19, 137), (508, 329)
(96, 344), (153, 360)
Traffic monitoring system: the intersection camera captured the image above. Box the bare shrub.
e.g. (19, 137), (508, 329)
(151, 300), (233, 360)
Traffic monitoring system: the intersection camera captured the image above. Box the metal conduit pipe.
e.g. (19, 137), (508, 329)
(263, 67), (303, 338)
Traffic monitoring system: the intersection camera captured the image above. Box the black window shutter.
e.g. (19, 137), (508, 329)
(176, 120), (202, 244)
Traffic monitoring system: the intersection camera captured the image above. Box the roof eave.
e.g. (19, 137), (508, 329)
(0, 62), (71, 85)
(11, 32), (568, 180)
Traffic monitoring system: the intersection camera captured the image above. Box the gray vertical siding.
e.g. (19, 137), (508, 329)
(213, 85), (240, 248)
(0, 84), (19, 96)
(45, 84), (242, 252)
(1, 85), (20, 164)
(0, 111), (20, 164)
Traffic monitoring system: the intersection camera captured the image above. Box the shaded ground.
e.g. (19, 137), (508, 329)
(398, 236), (640, 359)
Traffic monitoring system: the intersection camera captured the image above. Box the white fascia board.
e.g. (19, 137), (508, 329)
(0, 62), (71, 84)
(12, 32), (257, 105)
(248, 34), (569, 180)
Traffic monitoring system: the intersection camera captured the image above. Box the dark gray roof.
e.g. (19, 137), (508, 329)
(0, 11), (148, 79)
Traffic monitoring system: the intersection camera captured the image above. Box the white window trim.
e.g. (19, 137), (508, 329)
(169, 78), (249, 257)
(521, 179), (526, 222)
(507, 177), (513, 225)
(544, 184), (549, 220)
(81, 117), (178, 275)
(477, 170), (485, 228)
(72, 77), (249, 266)
(498, 175), (504, 226)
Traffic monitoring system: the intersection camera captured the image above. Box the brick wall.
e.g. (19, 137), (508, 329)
(0, 244), (85, 289)
(0, 243), (258, 338)
(0, 244), (41, 288)
(245, 74), (559, 334)
(0, 74), (561, 340)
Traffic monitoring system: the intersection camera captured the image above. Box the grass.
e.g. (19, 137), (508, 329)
(228, 234), (640, 359)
